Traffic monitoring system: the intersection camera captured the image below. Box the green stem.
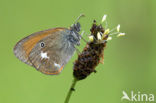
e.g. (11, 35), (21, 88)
(64, 78), (78, 103)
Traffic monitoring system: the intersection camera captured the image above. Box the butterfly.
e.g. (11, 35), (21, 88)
(13, 14), (84, 75)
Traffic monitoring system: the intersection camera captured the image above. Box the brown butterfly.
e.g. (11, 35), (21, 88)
(13, 14), (84, 75)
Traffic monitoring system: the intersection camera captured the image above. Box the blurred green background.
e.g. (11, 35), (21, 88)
(0, 0), (156, 103)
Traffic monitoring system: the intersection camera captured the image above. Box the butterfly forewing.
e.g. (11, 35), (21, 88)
(14, 28), (76, 75)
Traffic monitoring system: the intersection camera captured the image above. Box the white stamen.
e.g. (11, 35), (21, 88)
(117, 24), (120, 32)
(40, 51), (49, 59)
(102, 14), (107, 23)
(54, 62), (61, 68)
(89, 35), (94, 42)
(97, 32), (102, 40)
(104, 29), (110, 35)
(117, 33), (125, 37)
(107, 37), (112, 41)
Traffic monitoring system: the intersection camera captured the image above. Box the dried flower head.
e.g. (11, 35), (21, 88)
(73, 15), (125, 80)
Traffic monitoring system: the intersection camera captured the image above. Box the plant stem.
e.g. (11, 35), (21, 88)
(64, 78), (78, 103)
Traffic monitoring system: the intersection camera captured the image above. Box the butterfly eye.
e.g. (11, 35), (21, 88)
(40, 42), (45, 47)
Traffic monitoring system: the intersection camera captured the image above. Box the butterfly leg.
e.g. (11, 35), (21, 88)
(80, 31), (88, 43)
(75, 47), (81, 55)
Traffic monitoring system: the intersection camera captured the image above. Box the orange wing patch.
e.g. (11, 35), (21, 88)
(22, 28), (65, 57)
(40, 65), (64, 75)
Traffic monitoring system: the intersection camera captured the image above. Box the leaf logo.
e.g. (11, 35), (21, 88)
(121, 91), (130, 101)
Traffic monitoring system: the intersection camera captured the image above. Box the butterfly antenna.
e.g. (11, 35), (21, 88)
(74, 14), (85, 24)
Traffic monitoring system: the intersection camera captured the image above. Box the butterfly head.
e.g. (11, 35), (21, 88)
(68, 14), (84, 46)
(70, 22), (81, 32)
(69, 22), (81, 46)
